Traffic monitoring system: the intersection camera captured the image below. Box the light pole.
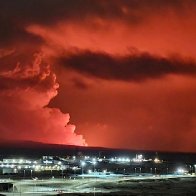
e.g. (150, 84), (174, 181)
(92, 161), (96, 173)
(73, 166), (77, 179)
(61, 168), (64, 179)
(31, 170), (33, 179)
(150, 168), (152, 174)
(188, 165), (192, 173)
(51, 169), (53, 178)
(13, 184), (14, 195)
(81, 161), (86, 175)
(134, 168), (136, 175)
(190, 165), (193, 173)
(155, 168), (157, 175)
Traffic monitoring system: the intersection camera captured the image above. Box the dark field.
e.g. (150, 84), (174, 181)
(1, 175), (196, 195)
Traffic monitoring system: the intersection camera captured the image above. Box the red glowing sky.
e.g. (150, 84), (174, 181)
(1, 0), (196, 152)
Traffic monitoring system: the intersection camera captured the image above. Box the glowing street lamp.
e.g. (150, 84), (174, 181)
(154, 158), (161, 164)
(17, 166), (21, 170)
(88, 169), (92, 174)
(73, 166), (77, 176)
(92, 161), (97, 172)
(177, 168), (186, 175)
(19, 159), (23, 164)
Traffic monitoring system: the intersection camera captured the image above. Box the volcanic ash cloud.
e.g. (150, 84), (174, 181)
(0, 53), (86, 146)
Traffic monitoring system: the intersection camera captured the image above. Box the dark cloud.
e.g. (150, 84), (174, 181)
(0, 0), (193, 24)
(58, 51), (196, 82)
(0, 17), (43, 47)
(1, 0), (195, 46)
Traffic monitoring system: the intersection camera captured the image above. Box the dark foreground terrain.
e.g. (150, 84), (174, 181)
(1, 141), (196, 195)
(0, 175), (196, 195)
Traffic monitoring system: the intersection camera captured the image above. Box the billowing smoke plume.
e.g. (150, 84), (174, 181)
(0, 53), (86, 146)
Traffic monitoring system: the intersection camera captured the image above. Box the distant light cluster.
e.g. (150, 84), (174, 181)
(0, 154), (194, 177)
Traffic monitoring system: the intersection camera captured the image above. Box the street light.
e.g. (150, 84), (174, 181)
(61, 168), (64, 179)
(194, 165), (196, 173)
(187, 165), (192, 173)
(50, 169), (53, 178)
(81, 161), (86, 175)
(92, 161), (97, 172)
(88, 169), (92, 174)
(31, 169), (33, 178)
(177, 168), (185, 174)
(73, 166), (77, 176)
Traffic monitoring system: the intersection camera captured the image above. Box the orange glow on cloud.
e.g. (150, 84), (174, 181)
(27, 11), (196, 58)
(1, 0), (196, 151)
